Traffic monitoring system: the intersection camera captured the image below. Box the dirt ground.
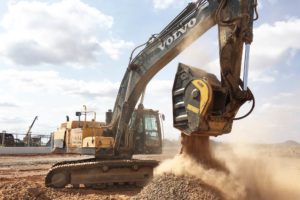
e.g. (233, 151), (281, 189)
(0, 142), (300, 200)
(0, 146), (179, 200)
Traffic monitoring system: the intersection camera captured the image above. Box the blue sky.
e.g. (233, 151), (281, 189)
(0, 0), (299, 143)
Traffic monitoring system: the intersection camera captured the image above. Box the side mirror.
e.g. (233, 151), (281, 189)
(161, 114), (165, 121)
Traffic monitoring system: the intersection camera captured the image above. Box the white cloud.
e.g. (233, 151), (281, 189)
(251, 18), (300, 69)
(0, 102), (18, 108)
(147, 80), (173, 95)
(0, 116), (25, 124)
(152, 0), (196, 10)
(153, 0), (176, 10)
(266, 0), (278, 5)
(0, 0), (133, 66)
(100, 39), (134, 60)
(0, 68), (120, 133)
(0, 69), (174, 101)
(254, 20), (298, 61)
(180, 18), (300, 83)
(224, 88), (300, 143)
(0, 69), (120, 98)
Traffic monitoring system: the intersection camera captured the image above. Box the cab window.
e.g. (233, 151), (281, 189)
(144, 114), (158, 131)
(144, 114), (160, 140)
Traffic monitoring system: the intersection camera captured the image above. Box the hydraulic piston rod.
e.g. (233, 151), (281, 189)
(243, 44), (251, 91)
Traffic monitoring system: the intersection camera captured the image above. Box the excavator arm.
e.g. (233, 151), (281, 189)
(110, 0), (257, 155)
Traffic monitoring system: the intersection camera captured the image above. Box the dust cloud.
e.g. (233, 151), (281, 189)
(155, 136), (300, 200)
(155, 154), (245, 200)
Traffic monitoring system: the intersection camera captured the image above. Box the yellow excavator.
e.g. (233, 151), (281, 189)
(46, 0), (258, 188)
(51, 105), (164, 155)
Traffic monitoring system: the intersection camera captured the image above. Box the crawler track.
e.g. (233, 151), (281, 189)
(51, 157), (96, 168)
(45, 159), (159, 188)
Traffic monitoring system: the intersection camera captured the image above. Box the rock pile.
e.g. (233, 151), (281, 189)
(131, 174), (224, 200)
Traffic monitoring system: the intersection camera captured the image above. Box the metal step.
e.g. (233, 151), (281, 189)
(173, 88), (184, 96)
(175, 114), (188, 122)
(174, 101), (185, 109)
(174, 122), (188, 127)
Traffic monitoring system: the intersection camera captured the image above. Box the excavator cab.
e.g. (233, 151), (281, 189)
(129, 109), (163, 154)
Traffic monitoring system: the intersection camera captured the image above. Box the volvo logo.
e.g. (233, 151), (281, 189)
(157, 0), (209, 51)
(158, 18), (197, 51)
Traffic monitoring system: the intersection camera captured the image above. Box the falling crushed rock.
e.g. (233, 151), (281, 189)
(131, 174), (224, 200)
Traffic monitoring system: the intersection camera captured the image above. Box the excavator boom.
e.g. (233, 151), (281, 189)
(111, 0), (256, 154)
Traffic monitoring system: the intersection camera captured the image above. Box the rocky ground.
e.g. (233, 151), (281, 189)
(0, 157), (140, 200)
(0, 142), (300, 200)
(0, 176), (139, 200)
(131, 174), (224, 200)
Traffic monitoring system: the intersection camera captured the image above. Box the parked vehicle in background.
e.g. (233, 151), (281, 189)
(0, 132), (15, 147)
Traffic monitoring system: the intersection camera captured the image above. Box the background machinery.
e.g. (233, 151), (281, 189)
(0, 131), (15, 147)
(23, 116), (40, 146)
(46, 0), (257, 188)
(52, 106), (163, 155)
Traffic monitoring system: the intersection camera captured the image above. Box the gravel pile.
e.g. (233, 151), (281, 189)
(0, 179), (50, 200)
(0, 177), (137, 200)
(131, 174), (224, 200)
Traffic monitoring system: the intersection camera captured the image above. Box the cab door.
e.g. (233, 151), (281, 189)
(143, 111), (162, 154)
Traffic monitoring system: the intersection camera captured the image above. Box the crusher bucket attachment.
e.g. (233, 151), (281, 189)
(172, 63), (234, 136)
